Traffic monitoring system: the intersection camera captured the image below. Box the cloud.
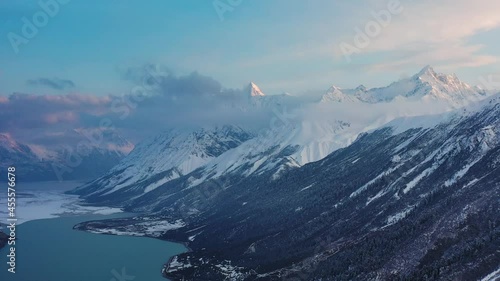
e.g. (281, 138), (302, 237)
(112, 66), (287, 134)
(0, 92), (118, 148)
(26, 77), (76, 91)
(334, 0), (500, 70)
(0, 93), (111, 132)
(1, 65), (297, 145)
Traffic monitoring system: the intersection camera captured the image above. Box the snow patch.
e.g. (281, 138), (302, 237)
(299, 184), (314, 192)
(480, 266), (500, 281)
(403, 165), (437, 194)
(386, 206), (415, 225)
(144, 171), (181, 193)
(444, 158), (481, 187)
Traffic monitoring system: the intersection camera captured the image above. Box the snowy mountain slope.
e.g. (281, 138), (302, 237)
(198, 118), (354, 180)
(0, 133), (32, 154)
(72, 111), (360, 207)
(71, 125), (254, 200)
(0, 129), (133, 181)
(0, 133), (44, 173)
(320, 85), (366, 103)
(0, 133), (66, 181)
(68, 82), (334, 199)
(321, 66), (488, 107)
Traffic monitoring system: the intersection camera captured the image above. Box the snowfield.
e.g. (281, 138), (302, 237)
(0, 181), (122, 225)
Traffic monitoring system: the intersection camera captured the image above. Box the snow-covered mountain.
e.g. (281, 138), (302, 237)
(195, 67), (493, 181)
(73, 66), (495, 203)
(247, 82), (266, 97)
(321, 66), (488, 107)
(0, 133), (34, 155)
(0, 133), (41, 165)
(0, 133), (59, 181)
(72, 125), (253, 199)
(0, 129), (133, 181)
(242, 81), (298, 109)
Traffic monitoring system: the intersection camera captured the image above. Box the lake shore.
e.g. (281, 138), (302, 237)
(0, 213), (186, 281)
(72, 214), (192, 280)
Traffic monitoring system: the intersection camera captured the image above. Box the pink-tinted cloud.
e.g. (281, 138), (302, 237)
(0, 93), (112, 131)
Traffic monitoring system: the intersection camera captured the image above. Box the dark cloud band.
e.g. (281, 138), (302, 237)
(26, 77), (76, 91)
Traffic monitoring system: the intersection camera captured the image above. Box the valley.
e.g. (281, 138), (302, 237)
(3, 2), (500, 280)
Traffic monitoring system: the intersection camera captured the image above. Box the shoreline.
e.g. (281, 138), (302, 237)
(72, 215), (191, 281)
(0, 211), (188, 281)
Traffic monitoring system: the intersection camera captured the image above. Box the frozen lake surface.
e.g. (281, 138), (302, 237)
(0, 181), (122, 225)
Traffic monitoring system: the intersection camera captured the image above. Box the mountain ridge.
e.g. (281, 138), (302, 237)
(321, 65), (488, 106)
(0, 129), (133, 181)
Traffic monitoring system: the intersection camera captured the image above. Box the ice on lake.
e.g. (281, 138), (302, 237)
(0, 181), (122, 225)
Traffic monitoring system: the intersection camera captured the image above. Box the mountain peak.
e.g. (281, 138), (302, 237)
(318, 65), (486, 106)
(0, 133), (20, 150)
(414, 65), (437, 79)
(321, 85), (360, 103)
(355, 84), (367, 92)
(248, 82), (266, 97)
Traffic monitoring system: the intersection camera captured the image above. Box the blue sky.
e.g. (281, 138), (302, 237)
(1, 0), (500, 96)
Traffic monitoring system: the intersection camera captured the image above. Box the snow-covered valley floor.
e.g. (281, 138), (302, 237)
(0, 181), (122, 225)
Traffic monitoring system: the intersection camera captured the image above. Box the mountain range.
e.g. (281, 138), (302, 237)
(321, 66), (487, 106)
(6, 66), (500, 280)
(0, 129), (133, 181)
(72, 66), (492, 204)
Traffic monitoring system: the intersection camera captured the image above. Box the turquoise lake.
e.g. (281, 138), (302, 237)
(0, 213), (186, 281)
